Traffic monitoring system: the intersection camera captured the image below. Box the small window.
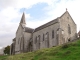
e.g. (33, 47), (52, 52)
(67, 17), (69, 19)
(57, 28), (59, 34)
(45, 34), (47, 39)
(38, 35), (40, 42)
(45, 32), (49, 40)
(35, 36), (37, 44)
(43, 34), (44, 41)
(68, 38), (70, 42)
(57, 31), (59, 34)
(18, 38), (20, 44)
(68, 24), (71, 34)
(52, 30), (54, 38)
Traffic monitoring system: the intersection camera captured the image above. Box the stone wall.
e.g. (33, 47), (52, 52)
(15, 25), (23, 54)
(33, 20), (60, 51)
(23, 32), (32, 52)
(59, 11), (77, 44)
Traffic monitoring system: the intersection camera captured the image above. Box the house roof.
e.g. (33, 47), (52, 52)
(25, 27), (34, 33)
(34, 18), (59, 32)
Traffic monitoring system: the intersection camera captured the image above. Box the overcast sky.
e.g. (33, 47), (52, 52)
(0, 0), (80, 49)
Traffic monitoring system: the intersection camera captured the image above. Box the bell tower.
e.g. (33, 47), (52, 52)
(20, 12), (26, 28)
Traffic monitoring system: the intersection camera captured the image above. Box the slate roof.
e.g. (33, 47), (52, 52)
(34, 10), (76, 32)
(34, 18), (59, 32)
(25, 27), (34, 33)
(13, 38), (16, 41)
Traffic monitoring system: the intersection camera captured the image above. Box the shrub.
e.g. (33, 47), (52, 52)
(61, 44), (69, 49)
(63, 50), (71, 56)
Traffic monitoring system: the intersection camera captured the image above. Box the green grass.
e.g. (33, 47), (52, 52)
(0, 39), (80, 60)
(0, 55), (9, 60)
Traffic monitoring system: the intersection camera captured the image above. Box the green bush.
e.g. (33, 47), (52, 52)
(61, 44), (69, 49)
(63, 50), (71, 56)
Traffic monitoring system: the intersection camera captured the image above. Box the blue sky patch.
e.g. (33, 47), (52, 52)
(20, 3), (48, 20)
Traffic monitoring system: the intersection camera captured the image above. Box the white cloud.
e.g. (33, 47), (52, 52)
(0, 0), (55, 9)
(42, 0), (80, 32)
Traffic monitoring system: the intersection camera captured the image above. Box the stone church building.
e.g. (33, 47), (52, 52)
(10, 10), (77, 55)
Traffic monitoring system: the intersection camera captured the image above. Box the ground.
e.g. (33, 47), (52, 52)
(0, 39), (80, 60)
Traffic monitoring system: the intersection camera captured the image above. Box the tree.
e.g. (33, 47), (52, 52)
(4, 45), (10, 55)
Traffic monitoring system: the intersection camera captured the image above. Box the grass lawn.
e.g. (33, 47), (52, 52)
(0, 39), (80, 60)
(0, 55), (9, 60)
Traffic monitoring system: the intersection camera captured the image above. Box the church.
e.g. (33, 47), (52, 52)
(10, 9), (77, 55)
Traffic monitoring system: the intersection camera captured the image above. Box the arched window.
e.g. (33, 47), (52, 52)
(38, 35), (40, 42)
(52, 30), (54, 38)
(43, 32), (49, 41)
(18, 38), (20, 44)
(35, 36), (37, 44)
(43, 34), (44, 41)
(46, 32), (49, 40)
(44, 32), (49, 48)
(38, 35), (40, 49)
(68, 24), (71, 34)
